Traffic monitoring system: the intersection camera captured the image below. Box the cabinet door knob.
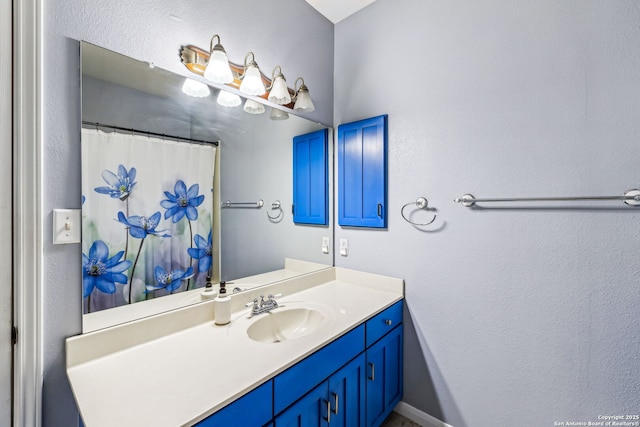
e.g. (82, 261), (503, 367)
(385, 319), (393, 326)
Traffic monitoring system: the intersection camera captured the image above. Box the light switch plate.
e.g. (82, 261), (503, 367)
(339, 238), (348, 256)
(322, 237), (330, 254)
(53, 209), (81, 244)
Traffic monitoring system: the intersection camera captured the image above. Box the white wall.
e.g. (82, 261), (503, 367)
(335, 1), (640, 426)
(43, 1), (333, 425)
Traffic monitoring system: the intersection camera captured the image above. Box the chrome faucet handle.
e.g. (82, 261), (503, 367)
(268, 293), (283, 300)
(245, 298), (258, 308)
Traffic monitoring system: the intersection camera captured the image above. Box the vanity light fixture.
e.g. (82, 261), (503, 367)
(203, 35), (234, 84)
(266, 66), (291, 105)
(269, 107), (289, 121)
(238, 52), (266, 96)
(292, 78), (315, 113)
(181, 78), (211, 98)
(216, 90), (241, 107)
(180, 37), (316, 114)
(243, 99), (266, 115)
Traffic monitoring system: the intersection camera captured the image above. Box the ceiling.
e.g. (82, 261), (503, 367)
(305, 0), (377, 23)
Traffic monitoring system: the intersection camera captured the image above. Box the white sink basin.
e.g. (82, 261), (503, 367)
(227, 302), (334, 344)
(247, 307), (327, 343)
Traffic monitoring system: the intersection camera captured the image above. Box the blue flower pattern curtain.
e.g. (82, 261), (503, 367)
(81, 128), (216, 314)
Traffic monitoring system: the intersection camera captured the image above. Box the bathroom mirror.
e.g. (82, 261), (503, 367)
(80, 42), (333, 332)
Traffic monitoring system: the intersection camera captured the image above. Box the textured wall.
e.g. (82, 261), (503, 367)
(334, 1), (640, 426)
(43, 1), (333, 425)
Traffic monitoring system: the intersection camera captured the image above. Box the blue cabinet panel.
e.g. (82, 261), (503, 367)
(338, 115), (387, 228)
(328, 353), (366, 427)
(275, 381), (330, 427)
(365, 301), (403, 348)
(195, 381), (273, 427)
(365, 326), (403, 427)
(274, 325), (365, 414)
(293, 129), (329, 225)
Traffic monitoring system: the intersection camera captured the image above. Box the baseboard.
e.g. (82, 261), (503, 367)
(393, 401), (454, 427)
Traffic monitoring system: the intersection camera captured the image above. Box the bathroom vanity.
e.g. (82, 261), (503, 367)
(66, 267), (404, 427)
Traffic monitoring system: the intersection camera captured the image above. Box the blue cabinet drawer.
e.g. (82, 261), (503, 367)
(273, 324), (365, 414)
(194, 380), (273, 426)
(365, 300), (403, 348)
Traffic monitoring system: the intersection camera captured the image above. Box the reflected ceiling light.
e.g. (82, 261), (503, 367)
(243, 99), (266, 115)
(181, 78), (211, 98)
(216, 90), (241, 107)
(203, 35), (234, 84)
(270, 108), (289, 121)
(238, 52), (266, 96)
(293, 78), (315, 113)
(266, 66), (291, 105)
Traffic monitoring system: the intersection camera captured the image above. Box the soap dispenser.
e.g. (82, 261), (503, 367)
(214, 281), (231, 325)
(200, 276), (217, 300)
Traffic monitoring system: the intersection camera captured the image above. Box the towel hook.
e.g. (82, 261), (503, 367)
(401, 197), (436, 226)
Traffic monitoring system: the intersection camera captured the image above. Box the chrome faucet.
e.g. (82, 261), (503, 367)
(246, 293), (282, 316)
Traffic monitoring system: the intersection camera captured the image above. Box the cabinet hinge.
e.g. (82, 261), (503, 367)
(291, 204), (295, 215)
(11, 326), (17, 345)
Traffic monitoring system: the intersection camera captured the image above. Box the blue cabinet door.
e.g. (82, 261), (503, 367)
(275, 381), (330, 427)
(293, 129), (329, 225)
(337, 115), (387, 228)
(365, 326), (403, 427)
(328, 353), (366, 427)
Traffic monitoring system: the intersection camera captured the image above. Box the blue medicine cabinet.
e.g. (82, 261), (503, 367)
(337, 115), (388, 228)
(292, 128), (329, 225)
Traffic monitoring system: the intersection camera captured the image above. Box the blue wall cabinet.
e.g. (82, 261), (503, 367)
(293, 129), (329, 225)
(365, 326), (403, 427)
(337, 115), (388, 228)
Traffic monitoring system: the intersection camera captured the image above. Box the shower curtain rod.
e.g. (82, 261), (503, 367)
(82, 121), (219, 146)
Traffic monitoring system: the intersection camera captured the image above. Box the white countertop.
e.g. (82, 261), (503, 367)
(66, 267), (404, 427)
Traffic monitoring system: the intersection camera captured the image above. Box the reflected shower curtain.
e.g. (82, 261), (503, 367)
(81, 128), (216, 314)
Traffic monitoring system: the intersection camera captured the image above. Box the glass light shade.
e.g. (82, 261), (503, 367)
(181, 78), (211, 98)
(204, 50), (234, 84)
(267, 75), (291, 105)
(243, 99), (266, 115)
(239, 66), (266, 96)
(270, 108), (289, 121)
(216, 90), (241, 107)
(293, 89), (315, 113)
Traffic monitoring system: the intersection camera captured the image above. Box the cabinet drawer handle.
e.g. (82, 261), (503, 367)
(368, 362), (375, 381)
(323, 399), (331, 423)
(331, 392), (339, 414)
(377, 203), (383, 218)
(385, 319), (393, 326)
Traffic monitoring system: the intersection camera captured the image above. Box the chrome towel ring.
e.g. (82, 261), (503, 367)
(401, 197), (436, 226)
(267, 200), (284, 222)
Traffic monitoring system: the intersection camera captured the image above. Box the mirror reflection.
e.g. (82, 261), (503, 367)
(80, 42), (333, 332)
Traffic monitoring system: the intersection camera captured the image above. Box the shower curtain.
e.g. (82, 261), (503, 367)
(81, 128), (216, 314)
